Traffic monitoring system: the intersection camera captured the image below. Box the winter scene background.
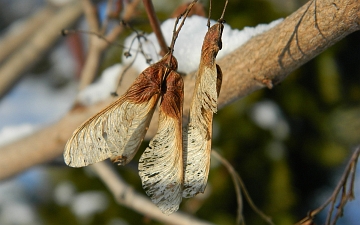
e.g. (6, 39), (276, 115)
(0, 0), (360, 224)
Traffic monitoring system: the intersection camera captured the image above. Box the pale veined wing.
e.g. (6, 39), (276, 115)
(64, 55), (175, 167)
(139, 70), (184, 214)
(183, 23), (224, 198)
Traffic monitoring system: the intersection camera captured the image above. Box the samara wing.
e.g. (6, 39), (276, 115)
(64, 55), (174, 167)
(139, 70), (184, 214)
(183, 23), (224, 198)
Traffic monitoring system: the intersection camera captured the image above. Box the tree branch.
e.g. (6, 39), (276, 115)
(0, 6), (55, 64)
(0, 1), (83, 97)
(91, 161), (214, 225)
(0, 0), (359, 180)
(295, 146), (360, 225)
(78, 0), (141, 90)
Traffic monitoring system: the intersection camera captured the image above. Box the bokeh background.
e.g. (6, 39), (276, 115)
(0, 0), (360, 224)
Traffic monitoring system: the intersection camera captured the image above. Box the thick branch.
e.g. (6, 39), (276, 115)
(0, 0), (359, 180)
(187, 0), (360, 111)
(0, 100), (113, 178)
(0, 6), (55, 63)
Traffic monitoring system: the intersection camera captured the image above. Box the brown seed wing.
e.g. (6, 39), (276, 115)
(138, 71), (184, 214)
(64, 63), (165, 168)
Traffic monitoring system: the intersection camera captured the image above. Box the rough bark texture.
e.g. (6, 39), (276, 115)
(0, 0), (359, 180)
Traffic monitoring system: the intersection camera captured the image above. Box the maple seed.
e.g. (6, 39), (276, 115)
(64, 0), (199, 215)
(183, 22), (224, 198)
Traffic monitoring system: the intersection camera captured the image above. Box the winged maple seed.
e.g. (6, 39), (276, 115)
(139, 69), (184, 214)
(64, 53), (178, 168)
(64, 0), (230, 214)
(183, 22), (224, 198)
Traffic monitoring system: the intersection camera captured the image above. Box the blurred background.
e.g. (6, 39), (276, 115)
(0, 0), (360, 224)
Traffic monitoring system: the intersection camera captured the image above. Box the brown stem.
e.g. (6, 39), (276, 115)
(143, 0), (168, 56)
(295, 147), (360, 225)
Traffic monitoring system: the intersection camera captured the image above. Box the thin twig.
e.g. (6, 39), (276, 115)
(207, 0), (211, 29)
(295, 147), (360, 225)
(143, 0), (168, 56)
(211, 151), (244, 225)
(62, 29), (129, 49)
(326, 147), (359, 225)
(120, 20), (154, 63)
(169, 0), (198, 53)
(112, 47), (140, 95)
(211, 150), (274, 225)
(167, 0), (198, 68)
(219, 0), (228, 22)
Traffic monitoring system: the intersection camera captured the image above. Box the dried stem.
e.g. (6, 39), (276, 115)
(62, 29), (128, 49)
(143, 0), (168, 56)
(169, 0), (198, 53)
(219, 0), (228, 21)
(167, 0), (198, 69)
(212, 150), (274, 225)
(295, 147), (360, 225)
(207, 0), (211, 29)
(211, 151), (244, 225)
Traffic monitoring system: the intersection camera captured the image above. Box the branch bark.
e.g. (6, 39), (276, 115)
(92, 161), (213, 225)
(0, 0), (359, 180)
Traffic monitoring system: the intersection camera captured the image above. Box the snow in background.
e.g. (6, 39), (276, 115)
(78, 64), (123, 106)
(80, 16), (283, 105)
(122, 15), (283, 74)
